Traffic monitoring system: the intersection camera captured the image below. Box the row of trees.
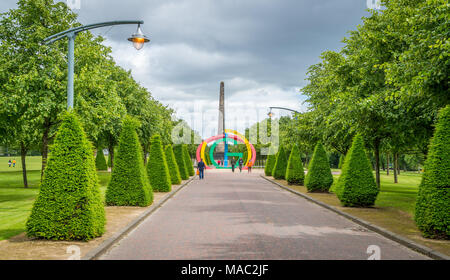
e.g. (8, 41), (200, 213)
(0, 0), (177, 188)
(27, 112), (195, 240)
(271, 0), (449, 188)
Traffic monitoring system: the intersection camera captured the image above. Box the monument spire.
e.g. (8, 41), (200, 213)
(218, 81), (225, 135)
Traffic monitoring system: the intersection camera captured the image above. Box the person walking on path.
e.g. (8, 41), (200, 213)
(247, 160), (252, 173)
(12, 158), (16, 168)
(238, 158), (244, 173)
(8, 159), (11, 168)
(197, 159), (206, 180)
(231, 158), (236, 173)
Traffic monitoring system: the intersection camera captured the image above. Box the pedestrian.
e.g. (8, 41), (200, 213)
(8, 159), (11, 168)
(238, 158), (244, 173)
(12, 158), (16, 167)
(231, 157), (236, 173)
(197, 158), (206, 180)
(247, 160), (252, 173)
(218, 160), (221, 166)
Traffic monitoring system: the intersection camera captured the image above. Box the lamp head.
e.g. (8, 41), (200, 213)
(128, 24), (150, 50)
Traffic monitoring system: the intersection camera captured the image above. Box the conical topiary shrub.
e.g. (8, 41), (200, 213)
(95, 148), (108, 171)
(165, 144), (182, 185)
(174, 144), (189, 180)
(305, 142), (333, 192)
(286, 144), (305, 185)
(183, 145), (195, 176)
(146, 135), (172, 192)
(26, 112), (105, 241)
(415, 105), (450, 239)
(335, 134), (378, 207)
(264, 154), (276, 176)
(338, 154), (345, 169)
(105, 116), (152, 206)
(272, 146), (288, 179)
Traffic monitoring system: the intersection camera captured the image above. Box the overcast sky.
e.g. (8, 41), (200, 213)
(0, 0), (374, 138)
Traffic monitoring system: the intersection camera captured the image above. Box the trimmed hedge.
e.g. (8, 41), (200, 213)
(95, 148), (108, 171)
(338, 154), (345, 169)
(165, 144), (182, 185)
(415, 105), (450, 239)
(264, 154), (276, 176)
(305, 142), (333, 192)
(272, 146), (288, 179)
(183, 145), (195, 176)
(26, 112), (105, 241)
(174, 144), (189, 180)
(286, 144), (305, 185)
(105, 116), (152, 206)
(146, 135), (172, 192)
(335, 134), (378, 207)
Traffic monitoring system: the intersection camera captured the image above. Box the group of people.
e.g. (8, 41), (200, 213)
(7, 159), (16, 168)
(196, 157), (253, 180)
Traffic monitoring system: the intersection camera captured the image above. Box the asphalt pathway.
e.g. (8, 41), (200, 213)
(100, 169), (429, 260)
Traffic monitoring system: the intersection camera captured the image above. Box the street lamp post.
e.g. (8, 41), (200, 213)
(43, 21), (150, 110)
(268, 106), (300, 118)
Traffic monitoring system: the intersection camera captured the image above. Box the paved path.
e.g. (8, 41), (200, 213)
(100, 169), (428, 260)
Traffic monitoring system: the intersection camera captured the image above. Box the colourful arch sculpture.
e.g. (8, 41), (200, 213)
(196, 130), (256, 169)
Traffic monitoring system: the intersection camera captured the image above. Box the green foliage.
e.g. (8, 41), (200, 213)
(146, 135), (171, 192)
(183, 144), (195, 176)
(285, 144), (305, 185)
(105, 116), (152, 206)
(335, 134), (379, 207)
(107, 153), (112, 168)
(338, 154), (345, 169)
(173, 145), (189, 180)
(95, 148), (108, 171)
(165, 144), (181, 185)
(415, 106), (450, 239)
(26, 112), (105, 241)
(305, 143), (333, 192)
(272, 146), (288, 180)
(264, 154), (276, 176)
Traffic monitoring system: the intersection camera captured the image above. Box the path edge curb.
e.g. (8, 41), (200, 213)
(260, 175), (449, 260)
(82, 176), (196, 260)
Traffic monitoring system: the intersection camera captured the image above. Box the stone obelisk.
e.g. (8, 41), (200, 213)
(216, 82), (225, 154)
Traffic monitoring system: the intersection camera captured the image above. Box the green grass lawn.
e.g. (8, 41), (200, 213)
(0, 158), (111, 241)
(0, 156), (43, 172)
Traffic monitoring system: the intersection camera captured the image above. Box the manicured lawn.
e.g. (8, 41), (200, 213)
(0, 156), (43, 172)
(0, 160), (111, 241)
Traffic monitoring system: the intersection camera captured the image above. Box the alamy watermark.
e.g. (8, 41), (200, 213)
(66, 245), (81, 260)
(366, 0), (381, 10)
(66, 0), (81, 10)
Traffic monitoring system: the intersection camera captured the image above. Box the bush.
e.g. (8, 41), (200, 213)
(264, 154), (276, 176)
(272, 146), (288, 179)
(415, 105), (450, 239)
(305, 142), (333, 192)
(338, 154), (345, 169)
(105, 116), (152, 206)
(146, 135), (172, 192)
(165, 144), (182, 185)
(95, 148), (108, 171)
(335, 134), (378, 206)
(286, 144), (305, 185)
(174, 144), (189, 180)
(183, 145), (195, 176)
(26, 112), (105, 241)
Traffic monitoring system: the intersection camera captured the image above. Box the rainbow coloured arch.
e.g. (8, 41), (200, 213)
(196, 129), (256, 169)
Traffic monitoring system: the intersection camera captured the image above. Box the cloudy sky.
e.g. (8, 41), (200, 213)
(0, 0), (375, 138)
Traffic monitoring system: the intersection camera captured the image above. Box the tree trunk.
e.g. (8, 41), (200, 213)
(143, 146), (148, 165)
(41, 122), (50, 181)
(386, 152), (390, 175)
(21, 142), (28, 188)
(393, 152), (398, 183)
(397, 155), (401, 175)
(374, 138), (381, 188)
(108, 143), (114, 170)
